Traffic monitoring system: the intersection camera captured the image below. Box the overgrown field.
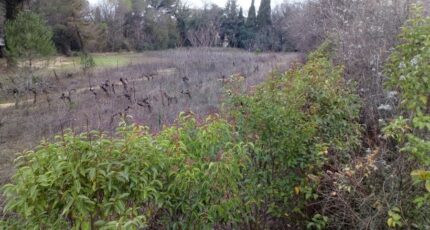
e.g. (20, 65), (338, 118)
(1, 0), (429, 229)
(0, 48), (301, 185)
(0, 45), (363, 229)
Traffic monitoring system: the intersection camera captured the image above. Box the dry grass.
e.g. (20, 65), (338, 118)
(0, 47), (301, 185)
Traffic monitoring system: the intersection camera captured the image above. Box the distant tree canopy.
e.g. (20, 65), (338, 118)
(0, 0), (292, 56)
(219, 0), (279, 51)
(30, 0), (99, 55)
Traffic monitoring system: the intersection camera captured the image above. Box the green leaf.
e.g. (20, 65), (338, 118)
(61, 199), (74, 216)
(425, 180), (430, 192)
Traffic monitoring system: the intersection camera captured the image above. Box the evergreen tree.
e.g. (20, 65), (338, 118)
(228, 0), (238, 18)
(243, 0), (258, 49)
(236, 7), (246, 48)
(221, 0), (240, 47)
(140, 4), (178, 50)
(254, 0), (274, 50)
(257, 0), (271, 28)
(246, 0), (256, 28)
(1, 0), (26, 62)
(5, 11), (55, 67)
(238, 7), (244, 25)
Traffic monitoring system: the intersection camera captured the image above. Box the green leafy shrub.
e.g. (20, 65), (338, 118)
(383, 4), (430, 226)
(1, 113), (248, 229)
(307, 214), (329, 230)
(225, 43), (362, 226)
(80, 53), (96, 73)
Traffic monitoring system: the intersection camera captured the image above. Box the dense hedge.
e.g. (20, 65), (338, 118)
(1, 47), (362, 229)
(2, 114), (248, 229)
(225, 43), (361, 227)
(383, 5), (430, 228)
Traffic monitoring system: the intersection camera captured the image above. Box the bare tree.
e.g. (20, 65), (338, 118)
(98, 0), (129, 51)
(283, 0), (415, 136)
(187, 24), (219, 47)
(186, 4), (223, 47)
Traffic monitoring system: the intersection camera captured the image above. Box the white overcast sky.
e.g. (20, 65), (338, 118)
(87, 0), (303, 10)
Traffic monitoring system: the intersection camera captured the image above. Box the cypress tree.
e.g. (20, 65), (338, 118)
(255, 0), (274, 51)
(257, 0), (271, 28)
(246, 0), (256, 28)
(238, 7), (245, 25)
(243, 0), (258, 50)
(237, 7), (247, 48)
(228, 0), (238, 18)
(222, 0), (240, 47)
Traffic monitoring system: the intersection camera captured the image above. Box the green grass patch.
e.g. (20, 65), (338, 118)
(49, 53), (141, 72)
(92, 53), (131, 68)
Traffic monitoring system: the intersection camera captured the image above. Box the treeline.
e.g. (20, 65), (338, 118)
(0, 0), (292, 55)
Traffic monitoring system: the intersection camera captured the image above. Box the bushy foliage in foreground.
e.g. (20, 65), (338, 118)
(383, 5), (430, 228)
(1, 114), (248, 229)
(225, 44), (362, 227)
(1, 47), (362, 229)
